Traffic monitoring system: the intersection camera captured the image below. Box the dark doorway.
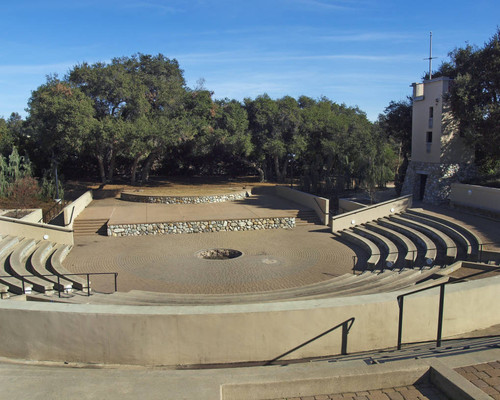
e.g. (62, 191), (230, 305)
(418, 174), (428, 200)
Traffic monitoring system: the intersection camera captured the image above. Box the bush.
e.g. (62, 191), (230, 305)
(9, 176), (39, 210)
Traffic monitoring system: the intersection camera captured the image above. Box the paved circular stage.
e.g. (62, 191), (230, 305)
(65, 223), (355, 294)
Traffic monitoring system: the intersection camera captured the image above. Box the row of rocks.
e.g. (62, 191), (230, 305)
(108, 217), (295, 237)
(120, 191), (250, 204)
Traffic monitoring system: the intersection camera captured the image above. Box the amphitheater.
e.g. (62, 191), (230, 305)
(0, 183), (499, 399)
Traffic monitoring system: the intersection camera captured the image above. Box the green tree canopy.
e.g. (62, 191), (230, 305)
(437, 28), (500, 172)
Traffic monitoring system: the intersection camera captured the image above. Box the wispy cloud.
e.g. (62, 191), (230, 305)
(0, 63), (75, 75)
(320, 32), (417, 42)
(176, 50), (416, 64)
(291, 0), (359, 11)
(121, 1), (180, 13)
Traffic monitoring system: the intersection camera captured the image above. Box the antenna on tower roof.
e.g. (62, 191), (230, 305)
(424, 31), (438, 80)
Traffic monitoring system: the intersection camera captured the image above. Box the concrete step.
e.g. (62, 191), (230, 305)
(73, 218), (108, 236)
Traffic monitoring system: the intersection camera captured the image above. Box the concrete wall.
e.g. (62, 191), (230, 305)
(275, 186), (329, 225)
(121, 190), (249, 204)
(62, 190), (93, 228)
(338, 199), (367, 214)
(20, 209), (43, 223)
(450, 183), (500, 213)
(331, 195), (412, 232)
(0, 275), (497, 366)
(0, 216), (73, 245)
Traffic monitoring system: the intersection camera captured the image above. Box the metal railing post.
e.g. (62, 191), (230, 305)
(341, 320), (349, 355)
(87, 274), (91, 296)
(397, 296), (404, 350)
(57, 275), (61, 298)
(114, 273), (118, 292)
(436, 283), (445, 347)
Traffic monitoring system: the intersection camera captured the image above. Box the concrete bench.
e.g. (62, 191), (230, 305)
(377, 218), (437, 266)
(9, 239), (54, 294)
(365, 222), (417, 267)
(341, 230), (380, 270)
(406, 209), (481, 261)
(49, 245), (90, 291)
(354, 226), (399, 268)
(0, 237), (33, 295)
(30, 241), (73, 293)
(389, 215), (457, 264)
(402, 212), (472, 259)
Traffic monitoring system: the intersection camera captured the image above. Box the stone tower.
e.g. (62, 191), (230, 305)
(401, 77), (475, 204)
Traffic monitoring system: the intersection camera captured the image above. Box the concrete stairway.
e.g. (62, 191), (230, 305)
(73, 218), (108, 236)
(294, 210), (322, 226)
(0, 236), (90, 298)
(336, 208), (483, 272)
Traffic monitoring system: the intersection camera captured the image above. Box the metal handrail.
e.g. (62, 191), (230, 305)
(43, 200), (69, 223)
(0, 272), (118, 298)
(478, 242), (500, 263)
(396, 268), (499, 350)
(265, 317), (355, 365)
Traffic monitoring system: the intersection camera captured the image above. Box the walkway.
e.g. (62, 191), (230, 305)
(76, 193), (313, 225)
(0, 336), (498, 400)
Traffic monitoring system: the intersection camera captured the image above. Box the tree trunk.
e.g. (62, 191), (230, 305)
(280, 159), (288, 183)
(130, 153), (142, 185)
(141, 151), (158, 183)
(274, 154), (283, 182)
(237, 157), (265, 182)
(107, 147), (116, 183)
(97, 155), (106, 184)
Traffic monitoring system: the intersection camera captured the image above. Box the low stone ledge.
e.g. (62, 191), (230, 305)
(120, 191), (250, 204)
(107, 217), (295, 236)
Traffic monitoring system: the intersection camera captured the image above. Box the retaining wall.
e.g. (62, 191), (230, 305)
(338, 199), (367, 214)
(108, 217), (295, 236)
(275, 186), (329, 225)
(450, 183), (500, 215)
(0, 216), (73, 245)
(331, 195), (412, 232)
(120, 190), (250, 204)
(0, 275), (497, 366)
(62, 191), (93, 228)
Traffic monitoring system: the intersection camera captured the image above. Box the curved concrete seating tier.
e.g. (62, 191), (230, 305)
(340, 230), (380, 269)
(353, 226), (399, 268)
(9, 238), (54, 294)
(406, 209), (481, 260)
(30, 241), (73, 292)
(401, 212), (473, 260)
(43, 265), (459, 307)
(0, 236), (33, 294)
(377, 218), (437, 266)
(389, 215), (457, 264)
(48, 244), (89, 291)
(364, 222), (417, 267)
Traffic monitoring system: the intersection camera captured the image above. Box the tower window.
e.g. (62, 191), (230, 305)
(426, 131), (433, 143)
(428, 107), (433, 129)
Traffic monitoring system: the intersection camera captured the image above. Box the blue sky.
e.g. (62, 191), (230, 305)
(1, 0), (499, 122)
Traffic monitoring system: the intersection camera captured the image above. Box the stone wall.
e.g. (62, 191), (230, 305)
(120, 190), (250, 204)
(401, 161), (475, 205)
(108, 217), (295, 236)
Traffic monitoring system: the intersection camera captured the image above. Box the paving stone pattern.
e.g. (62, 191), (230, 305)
(268, 382), (450, 400)
(66, 224), (355, 294)
(455, 360), (500, 399)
